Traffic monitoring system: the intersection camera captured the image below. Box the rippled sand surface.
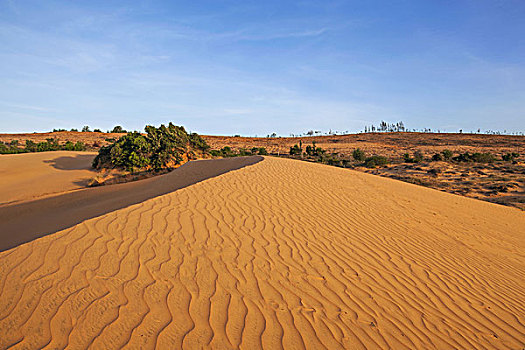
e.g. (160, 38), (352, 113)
(1, 156), (524, 349)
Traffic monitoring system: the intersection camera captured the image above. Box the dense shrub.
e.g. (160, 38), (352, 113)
(453, 152), (495, 163)
(63, 141), (75, 151)
(25, 140), (37, 152)
(92, 123), (209, 172)
(73, 141), (87, 151)
(413, 150), (424, 162)
(403, 151), (424, 163)
(364, 155), (389, 168)
(352, 148), (366, 161)
(431, 153), (443, 161)
(304, 142), (325, 156)
(209, 145), (266, 157)
(0, 142), (27, 154)
(502, 152), (519, 161)
(250, 147), (268, 155)
(111, 125), (126, 133)
(442, 149), (453, 161)
(239, 148), (251, 156)
(258, 147), (268, 155)
(289, 144), (302, 155)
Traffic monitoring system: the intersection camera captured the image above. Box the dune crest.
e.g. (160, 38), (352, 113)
(0, 157), (524, 349)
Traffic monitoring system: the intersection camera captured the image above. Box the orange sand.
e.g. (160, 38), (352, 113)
(0, 151), (96, 205)
(0, 156), (524, 349)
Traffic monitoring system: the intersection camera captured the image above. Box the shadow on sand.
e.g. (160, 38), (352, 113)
(0, 156), (263, 252)
(43, 154), (96, 170)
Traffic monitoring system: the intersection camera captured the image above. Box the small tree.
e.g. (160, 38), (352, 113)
(25, 140), (37, 152)
(442, 149), (453, 161)
(63, 141), (75, 150)
(73, 141), (86, 151)
(413, 150), (424, 162)
(258, 147), (268, 155)
(82, 126), (91, 132)
(431, 153), (443, 161)
(365, 155), (388, 168)
(111, 125), (126, 133)
(289, 144), (302, 156)
(502, 152), (519, 161)
(352, 148), (365, 161)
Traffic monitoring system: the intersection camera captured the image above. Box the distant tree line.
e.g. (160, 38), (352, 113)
(364, 121), (406, 133)
(53, 125), (129, 133)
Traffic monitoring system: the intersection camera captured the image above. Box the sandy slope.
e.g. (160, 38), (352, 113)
(0, 156), (524, 349)
(0, 156), (262, 252)
(0, 151), (97, 205)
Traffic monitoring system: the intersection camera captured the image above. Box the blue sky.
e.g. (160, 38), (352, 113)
(1, 0), (524, 135)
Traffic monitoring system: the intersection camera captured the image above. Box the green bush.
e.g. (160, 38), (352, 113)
(431, 153), (443, 161)
(502, 152), (519, 161)
(289, 144), (302, 155)
(403, 151), (424, 163)
(413, 150), (424, 162)
(257, 147), (268, 155)
(0, 142), (27, 154)
(471, 153), (495, 163)
(453, 152), (494, 163)
(365, 155), (389, 168)
(73, 141), (86, 151)
(239, 148), (251, 156)
(63, 141), (75, 151)
(111, 125), (126, 133)
(442, 149), (453, 161)
(304, 142), (325, 156)
(93, 123), (209, 172)
(0, 138), (87, 154)
(352, 148), (366, 161)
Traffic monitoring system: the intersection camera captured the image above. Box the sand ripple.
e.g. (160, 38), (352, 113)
(1, 157), (524, 349)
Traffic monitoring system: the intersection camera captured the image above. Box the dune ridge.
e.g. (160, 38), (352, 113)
(0, 156), (262, 252)
(0, 156), (524, 349)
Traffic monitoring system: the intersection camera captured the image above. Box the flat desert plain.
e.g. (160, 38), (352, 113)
(0, 155), (524, 349)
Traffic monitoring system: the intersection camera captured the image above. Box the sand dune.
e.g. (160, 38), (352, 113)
(0, 156), (524, 349)
(0, 151), (97, 206)
(0, 156), (262, 252)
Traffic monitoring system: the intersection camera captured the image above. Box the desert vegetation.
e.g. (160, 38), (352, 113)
(1, 129), (522, 209)
(92, 123), (209, 172)
(0, 138), (87, 154)
(268, 141), (524, 210)
(209, 146), (268, 157)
